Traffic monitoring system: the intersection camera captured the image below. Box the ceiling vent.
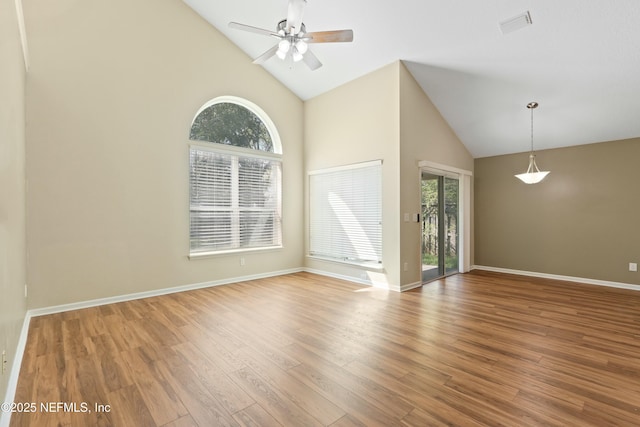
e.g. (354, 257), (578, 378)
(499, 11), (532, 35)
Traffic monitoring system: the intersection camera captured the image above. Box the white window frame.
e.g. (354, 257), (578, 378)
(308, 160), (383, 268)
(189, 96), (283, 258)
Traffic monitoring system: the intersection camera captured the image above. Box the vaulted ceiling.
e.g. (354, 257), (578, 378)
(183, 0), (640, 158)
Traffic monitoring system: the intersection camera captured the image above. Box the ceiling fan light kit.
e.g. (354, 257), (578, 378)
(229, 0), (353, 70)
(515, 101), (550, 185)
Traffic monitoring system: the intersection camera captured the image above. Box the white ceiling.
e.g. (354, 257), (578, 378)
(183, 0), (640, 158)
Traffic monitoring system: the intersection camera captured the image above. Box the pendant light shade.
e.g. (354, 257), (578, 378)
(514, 154), (550, 184)
(515, 102), (549, 184)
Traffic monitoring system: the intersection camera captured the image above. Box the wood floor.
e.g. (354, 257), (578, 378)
(9, 270), (640, 426)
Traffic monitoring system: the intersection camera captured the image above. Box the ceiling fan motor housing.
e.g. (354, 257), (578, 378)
(277, 19), (306, 36)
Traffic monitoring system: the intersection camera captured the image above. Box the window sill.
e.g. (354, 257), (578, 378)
(189, 245), (283, 260)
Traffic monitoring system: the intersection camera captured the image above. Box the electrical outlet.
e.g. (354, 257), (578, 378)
(25, 283), (28, 298)
(240, 257), (245, 266)
(2, 350), (7, 375)
(630, 263), (638, 272)
(403, 262), (408, 272)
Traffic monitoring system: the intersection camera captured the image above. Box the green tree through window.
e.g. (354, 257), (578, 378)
(190, 103), (273, 152)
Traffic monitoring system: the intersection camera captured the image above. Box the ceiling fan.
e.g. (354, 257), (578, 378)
(229, 0), (353, 70)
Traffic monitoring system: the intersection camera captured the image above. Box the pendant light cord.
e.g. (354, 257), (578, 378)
(530, 104), (534, 153)
(527, 101), (538, 153)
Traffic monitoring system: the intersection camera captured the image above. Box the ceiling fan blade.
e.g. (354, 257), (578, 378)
(252, 45), (279, 65)
(286, 0), (306, 34)
(303, 49), (322, 71)
(305, 29), (354, 43)
(229, 22), (280, 38)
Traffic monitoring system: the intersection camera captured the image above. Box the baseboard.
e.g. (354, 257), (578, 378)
(303, 267), (401, 291)
(28, 267), (304, 318)
(302, 267), (424, 292)
(303, 267), (376, 287)
(0, 314), (31, 427)
(472, 265), (640, 291)
(400, 281), (423, 292)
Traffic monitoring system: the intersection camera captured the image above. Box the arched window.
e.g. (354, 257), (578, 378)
(189, 97), (282, 256)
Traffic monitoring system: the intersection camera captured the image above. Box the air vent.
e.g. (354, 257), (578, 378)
(499, 11), (532, 35)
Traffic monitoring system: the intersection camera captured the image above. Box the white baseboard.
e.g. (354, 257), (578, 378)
(28, 268), (304, 318)
(400, 281), (422, 292)
(302, 267), (424, 292)
(303, 267), (401, 291)
(303, 267), (378, 287)
(0, 314), (31, 427)
(472, 265), (640, 291)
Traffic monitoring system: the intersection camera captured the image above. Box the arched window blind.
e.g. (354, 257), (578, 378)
(309, 160), (383, 267)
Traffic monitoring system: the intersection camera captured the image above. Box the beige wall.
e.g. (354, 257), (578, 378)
(304, 61), (474, 289)
(0, 0), (27, 404)
(475, 138), (640, 285)
(398, 62), (474, 286)
(304, 62), (402, 288)
(24, 0), (304, 308)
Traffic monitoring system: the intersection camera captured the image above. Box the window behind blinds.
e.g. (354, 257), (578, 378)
(190, 146), (282, 254)
(309, 160), (382, 266)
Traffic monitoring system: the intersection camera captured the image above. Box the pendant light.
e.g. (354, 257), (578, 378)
(515, 101), (550, 184)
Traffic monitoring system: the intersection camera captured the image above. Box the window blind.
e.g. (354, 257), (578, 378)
(190, 147), (282, 254)
(309, 160), (382, 266)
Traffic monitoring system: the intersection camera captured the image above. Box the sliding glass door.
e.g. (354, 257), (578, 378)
(421, 171), (459, 282)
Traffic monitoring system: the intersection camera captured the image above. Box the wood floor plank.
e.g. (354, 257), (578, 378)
(178, 323), (248, 374)
(287, 362), (400, 427)
(171, 342), (255, 415)
(401, 406), (485, 427)
(511, 389), (589, 426)
(107, 384), (157, 427)
(9, 270), (640, 426)
(231, 366), (323, 427)
(155, 355), (239, 427)
(118, 347), (189, 426)
(233, 346), (345, 425)
(232, 403), (283, 427)
(329, 414), (368, 427)
(161, 415), (199, 427)
(68, 355), (114, 427)
(399, 371), (526, 427)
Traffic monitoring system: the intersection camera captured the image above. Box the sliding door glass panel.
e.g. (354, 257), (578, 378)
(444, 177), (459, 275)
(421, 172), (459, 282)
(421, 173), (441, 282)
